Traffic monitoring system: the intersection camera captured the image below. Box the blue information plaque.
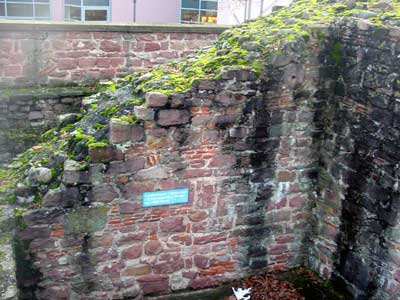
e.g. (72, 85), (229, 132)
(142, 188), (189, 208)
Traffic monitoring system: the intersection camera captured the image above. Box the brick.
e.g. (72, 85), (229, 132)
(90, 184), (119, 203)
(277, 171), (296, 182)
(107, 157), (145, 174)
(58, 58), (78, 70)
(194, 255), (209, 269)
(189, 211), (208, 222)
(193, 233), (227, 245)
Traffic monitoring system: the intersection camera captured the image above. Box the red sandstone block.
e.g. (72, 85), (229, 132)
(58, 58), (78, 70)
(137, 34), (156, 42)
(144, 240), (163, 255)
(288, 194), (307, 207)
(78, 57), (96, 68)
(194, 255), (209, 269)
(100, 40), (122, 52)
(269, 244), (288, 255)
(121, 245), (143, 260)
(110, 57), (125, 67)
(153, 259), (184, 274)
(193, 233), (227, 245)
(96, 57), (111, 68)
(145, 91), (168, 108)
(189, 211), (208, 222)
(0, 39), (13, 53)
(277, 170), (296, 182)
(4, 65), (22, 77)
(160, 216), (185, 233)
(144, 42), (161, 52)
(189, 277), (218, 289)
(122, 264), (151, 276)
(157, 109), (190, 126)
(209, 154), (236, 168)
(137, 275), (169, 295)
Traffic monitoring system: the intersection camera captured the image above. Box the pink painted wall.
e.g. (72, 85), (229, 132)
(111, 0), (134, 22)
(52, 0), (64, 21)
(135, 0), (180, 23)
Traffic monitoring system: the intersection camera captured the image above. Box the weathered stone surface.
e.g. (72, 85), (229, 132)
(122, 245), (143, 260)
(64, 207), (108, 234)
(145, 92), (168, 108)
(109, 120), (144, 144)
(144, 240), (163, 255)
(160, 217), (185, 233)
(27, 167), (53, 185)
(134, 106), (155, 121)
(156, 110), (190, 126)
(137, 275), (169, 295)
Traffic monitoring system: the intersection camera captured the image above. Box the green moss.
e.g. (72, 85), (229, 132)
(332, 42), (343, 66)
(100, 105), (120, 118)
(87, 140), (109, 149)
(111, 115), (136, 124)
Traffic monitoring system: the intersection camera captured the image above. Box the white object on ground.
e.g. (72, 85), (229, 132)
(232, 287), (252, 300)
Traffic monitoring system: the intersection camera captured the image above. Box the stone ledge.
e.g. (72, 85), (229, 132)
(0, 20), (230, 34)
(0, 86), (97, 101)
(145, 285), (232, 300)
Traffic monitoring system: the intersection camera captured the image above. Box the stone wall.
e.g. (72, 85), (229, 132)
(12, 38), (321, 299)
(4, 17), (400, 300)
(0, 87), (94, 167)
(0, 21), (226, 88)
(309, 20), (400, 300)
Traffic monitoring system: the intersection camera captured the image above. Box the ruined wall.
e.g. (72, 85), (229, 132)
(309, 19), (400, 300)
(12, 37), (322, 299)
(0, 22), (226, 88)
(4, 15), (400, 300)
(0, 87), (93, 166)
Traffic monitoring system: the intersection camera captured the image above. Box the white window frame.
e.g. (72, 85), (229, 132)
(180, 0), (218, 24)
(64, 0), (110, 22)
(0, 0), (51, 20)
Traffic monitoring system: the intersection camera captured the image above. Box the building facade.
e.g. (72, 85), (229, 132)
(0, 0), (291, 25)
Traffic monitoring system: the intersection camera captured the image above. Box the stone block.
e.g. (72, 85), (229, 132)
(134, 106), (155, 121)
(144, 240), (163, 255)
(64, 207), (108, 234)
(122, 245), (143, 260)
(122, 264), (151, 276)
(137, 274), (169, 295)
(109, 120), (144, 144)
(145, 92), (168, 108)
(160, 216), (185, 233)
(156, 109), (190, 126)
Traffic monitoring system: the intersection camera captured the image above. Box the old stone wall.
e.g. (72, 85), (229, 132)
(4, 16), (400, 300)
(13, 37), (322, 299)
(0, 22), (226, 88)
(0, 87), (94, 166)
(309, 20), (400, 300)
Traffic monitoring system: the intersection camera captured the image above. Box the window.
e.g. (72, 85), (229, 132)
(181, 0), (217, 24)
(65, 0), (110, 22)
(0, 0), (50, 19)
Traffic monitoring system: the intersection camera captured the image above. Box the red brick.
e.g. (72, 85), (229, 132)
(193, 233), (227, 245)
(277, 171), (296, 182)
(96, 57), (111, 68)
(194, 255), (209, 269)
(288, 194), (307, 207)
(58, 58), (78, 70)
(122, 264), (151, 276)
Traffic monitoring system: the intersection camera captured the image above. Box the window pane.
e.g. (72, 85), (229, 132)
(83, 0), (109, 6)
(8, 0), (33, 3)
(7, 3), (33, 17)
(85, 9), (107, 21)
(201, 1), (217, 10)
(182, 0), (199, 9)
(65, 0), (81, 6)
(0, 3), (4, 16)
(36, 0), (50, 3)
(181, 9), (199, 23)
(35, 4), (50, 17)
(200, 10), (217, 23)
(65, 5), (81, 20)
